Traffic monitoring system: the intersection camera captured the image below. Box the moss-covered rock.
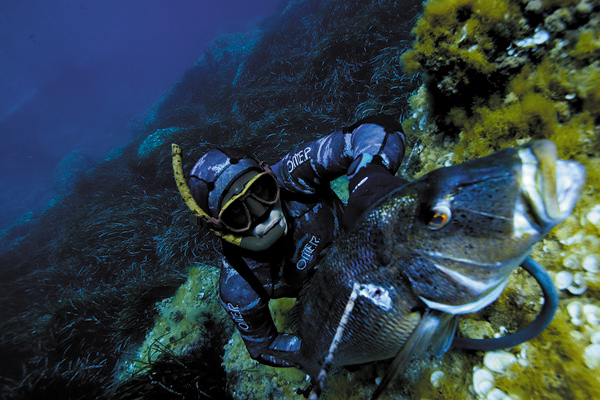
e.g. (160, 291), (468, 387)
(400, 0), (600, 399)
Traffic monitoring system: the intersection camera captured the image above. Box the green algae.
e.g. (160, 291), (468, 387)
(494, 309), (600, 400)
(401, 0), (600, 399)
(117, 264), (227, 380)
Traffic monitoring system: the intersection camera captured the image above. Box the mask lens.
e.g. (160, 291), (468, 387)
(250, 174), (279, 204)
(218, 171), (280, 232)
(220, 200), (251, 231)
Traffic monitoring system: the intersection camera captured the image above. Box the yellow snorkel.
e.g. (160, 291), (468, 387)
(171, 143), (242, 246)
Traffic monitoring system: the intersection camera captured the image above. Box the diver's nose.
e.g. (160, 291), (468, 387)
(245, 197), (269, 219)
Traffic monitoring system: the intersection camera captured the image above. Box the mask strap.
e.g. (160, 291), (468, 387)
(259, 161), (273, 174)
(171, 143), (242, 246)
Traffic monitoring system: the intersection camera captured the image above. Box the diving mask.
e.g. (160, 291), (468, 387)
(218, 171), (281, 233)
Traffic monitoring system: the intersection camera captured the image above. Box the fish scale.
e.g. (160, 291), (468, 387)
(292, 184), (431, 378)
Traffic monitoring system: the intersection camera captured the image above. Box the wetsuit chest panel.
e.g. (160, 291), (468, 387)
(222, 191), (344, 299)
(280, 194), (344, 293)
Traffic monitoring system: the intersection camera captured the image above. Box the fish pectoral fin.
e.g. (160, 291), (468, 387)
(371, 309), (457, 400)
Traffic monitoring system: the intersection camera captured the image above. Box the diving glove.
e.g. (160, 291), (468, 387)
(253, 333), (301, 368)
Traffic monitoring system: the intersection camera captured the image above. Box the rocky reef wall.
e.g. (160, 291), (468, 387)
(401, 0), (600, 399)
(0, 0), (598, 399)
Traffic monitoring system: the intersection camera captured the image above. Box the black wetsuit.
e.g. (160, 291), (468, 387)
(219, 119), (407, 366)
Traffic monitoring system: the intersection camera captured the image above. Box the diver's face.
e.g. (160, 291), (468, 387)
(219, 170), (287, 250)
(248, 197), (288, 248)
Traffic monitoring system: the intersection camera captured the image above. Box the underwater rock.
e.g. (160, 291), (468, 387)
(514, 29), (551, 48)
(52, 149), (93, 195)
(583, 344), (600, 369)
(137, 127), (191, 159)
(483, 351), (517, 374)
(472, 367), (495, 396)
(401, 0), (600, 398)
(430, 370), (445, 388)
(116, 264), (227, 380)
(126, 0), (600, 397)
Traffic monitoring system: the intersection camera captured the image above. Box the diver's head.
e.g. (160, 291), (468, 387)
(188, 148), (287, 251)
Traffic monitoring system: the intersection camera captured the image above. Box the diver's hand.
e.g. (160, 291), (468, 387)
(252, 333), (301, 368)
(343, 114), (404, 135)
(348, 153), (379, 179)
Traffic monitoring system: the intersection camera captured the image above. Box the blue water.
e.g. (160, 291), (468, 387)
(0, 0), (285, 232)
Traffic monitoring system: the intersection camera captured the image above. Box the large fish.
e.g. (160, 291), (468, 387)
(274, 140), (585, 396)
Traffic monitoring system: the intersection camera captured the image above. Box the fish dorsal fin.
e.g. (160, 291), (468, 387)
(371, 309), (457, 400)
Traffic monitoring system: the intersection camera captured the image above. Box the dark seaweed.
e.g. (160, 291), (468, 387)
(0, 0), (422, 398)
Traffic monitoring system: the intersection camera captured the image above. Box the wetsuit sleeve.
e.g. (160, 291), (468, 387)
(270, 118), (406, 195)
(219, 257), (297, 367)
(342, 162), (408, 229)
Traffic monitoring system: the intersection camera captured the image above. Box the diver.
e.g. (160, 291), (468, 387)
(172, 115), (408, 367)
(171, 115), (560, 371)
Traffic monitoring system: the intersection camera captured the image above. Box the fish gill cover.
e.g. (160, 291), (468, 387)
(0, 0), (598, 399)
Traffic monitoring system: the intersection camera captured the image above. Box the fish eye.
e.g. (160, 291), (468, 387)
(428, 204), (451, 230)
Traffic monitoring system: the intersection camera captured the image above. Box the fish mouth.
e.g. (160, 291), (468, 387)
(516, 140), (585, 233)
